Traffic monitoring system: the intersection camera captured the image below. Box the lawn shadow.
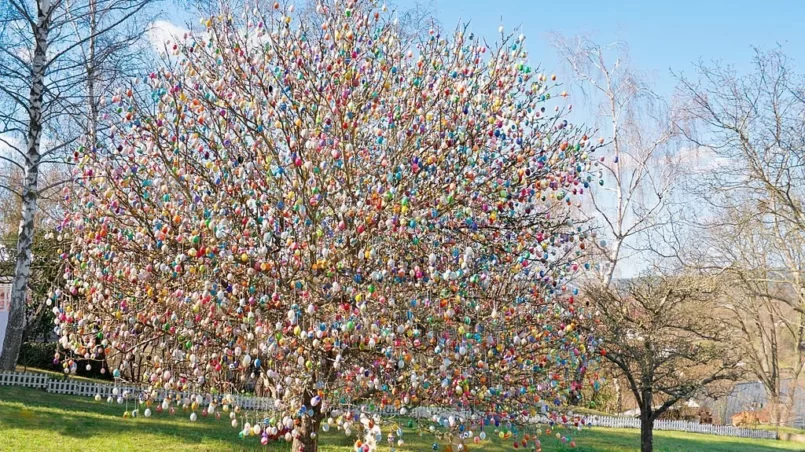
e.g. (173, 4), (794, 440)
(564, 427), (803, 452)
(0, 386), (260, 448)
(2, 386), (799, 452)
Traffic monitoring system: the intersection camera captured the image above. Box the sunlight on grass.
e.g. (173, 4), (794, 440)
(0, 386), (802, 451)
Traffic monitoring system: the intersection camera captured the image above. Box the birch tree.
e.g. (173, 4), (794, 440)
(553, 35), (682, 286)
(552, 35), (686, 417)
(0, 0), (159, 370)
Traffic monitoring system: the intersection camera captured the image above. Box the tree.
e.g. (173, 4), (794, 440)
(677, 48), (805, 243)
(676, 47), (805, 427)
(586, 275), (742, 452)
(57, 1), (601, 450)
(0, 161), (66, 236)
(0, 0), (160, 370)
(0, 230), (67, 343)
(552, 35), (682, 287)
(690, 205), (805, 426)
(552, 35), (685, 416)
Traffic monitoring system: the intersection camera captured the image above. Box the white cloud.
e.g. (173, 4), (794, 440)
(146, 20), (190, 52)
(677, 145), (730, 172)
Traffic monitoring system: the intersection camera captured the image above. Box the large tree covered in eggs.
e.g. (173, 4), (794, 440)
(56, 0), (601, 450)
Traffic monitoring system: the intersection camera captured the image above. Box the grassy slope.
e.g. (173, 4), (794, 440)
(0, 386), (803, 451)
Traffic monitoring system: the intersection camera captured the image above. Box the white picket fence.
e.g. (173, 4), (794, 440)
(0, 371), (50, 389)
(587, 415), (778, 439)
(0, 371), (459, 416)
(0, 371), (274, 410)
(0, 371), (783, 440)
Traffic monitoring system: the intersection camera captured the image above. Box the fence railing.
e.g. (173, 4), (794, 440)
(0, 371), (782, 440)
(586, 415), (778, 439)
(0, 371), (274, 411)
(0, 371), (50, 389)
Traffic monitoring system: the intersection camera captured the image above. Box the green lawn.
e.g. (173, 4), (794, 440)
(0, 385), (802, 451)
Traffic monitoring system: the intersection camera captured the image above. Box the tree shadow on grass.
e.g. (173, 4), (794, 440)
(0, 385), (365, 451)
(1, 406), (230, 443)
(0, 386), (255, 447)
(2, 387), (795, 452)
(561, 427), (800, 452)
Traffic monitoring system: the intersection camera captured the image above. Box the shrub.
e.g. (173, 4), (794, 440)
(17, 342), (113, 381)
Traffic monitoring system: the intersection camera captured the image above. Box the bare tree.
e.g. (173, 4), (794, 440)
(587, 275), (743, 452)
(0, 0), (159, 370)
(0, 162), (66, 236)
(0, 162), (67, 348)
(553, 35), (688, 417)
(677, 47), (805, 238)
(688, 205), (805, 426)
(676, 47), (805, 427)
(553, 35), (682, 287)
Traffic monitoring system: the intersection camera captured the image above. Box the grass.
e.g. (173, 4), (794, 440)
(0, 385), (804, 451)
(757, 425), (805, 436)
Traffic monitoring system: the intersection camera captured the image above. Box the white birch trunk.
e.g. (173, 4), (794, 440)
(0, 0), (52, 371)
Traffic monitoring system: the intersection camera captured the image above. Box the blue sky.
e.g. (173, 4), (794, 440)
(396, 0), (805, 96)
(390, 0), (805, 278)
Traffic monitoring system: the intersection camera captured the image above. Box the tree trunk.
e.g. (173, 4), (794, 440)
(291, 413), (322, 452)
(640, 387), (654, 452)
(0, 0), (50, 372)
(291, 385), (324, 452)
(782, 386), (798, 427)
(640, 413), (654, 452)
(770, 392), (782, 426)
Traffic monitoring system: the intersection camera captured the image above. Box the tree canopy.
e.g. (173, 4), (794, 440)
(54, 0), (601, 450)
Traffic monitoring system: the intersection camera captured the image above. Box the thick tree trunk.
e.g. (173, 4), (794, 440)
(640, 387), (654, 452)
(0, 0), (50, 371)
(291, 385), (324, 452)
(640, 413), (654, 452)
(291, 412), (322, 452)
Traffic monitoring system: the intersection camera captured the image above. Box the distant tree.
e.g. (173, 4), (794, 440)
(0, 163), (66, 344)
(676, 47), (805, 426)
(586, 275), (742, 452)
(0, 230), (66, 343)
(690, 205), (805, 426)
